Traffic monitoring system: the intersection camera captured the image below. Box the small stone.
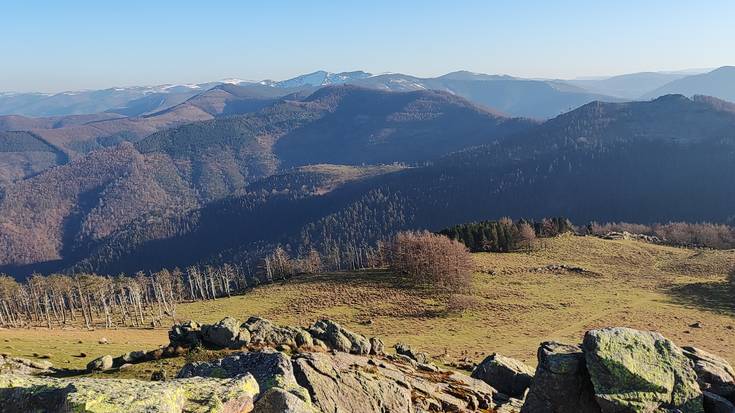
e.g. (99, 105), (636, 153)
(98, 338), (109, 345)
(151, 370), (167, 381)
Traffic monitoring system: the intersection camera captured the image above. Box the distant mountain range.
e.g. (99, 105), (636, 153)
(3, 67), (734, 119)
(641, 66), (735, 102)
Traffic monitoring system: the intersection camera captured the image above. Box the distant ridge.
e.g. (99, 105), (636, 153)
(643, 66), (735, 102)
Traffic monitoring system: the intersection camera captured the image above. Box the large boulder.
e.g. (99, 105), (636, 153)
(471, 353), (534, 399)
(202, 317), (251, 349)
(683, 346), (735, 402)
(292, 351), (413, 412)
(308, 319), (371, 355)
(178, 350), (297, 392)
(703, 391), (735, 413)
(583, 327), (704, 413)
(0, 373), (259, 413)
(87, 354), (114, 372)
(243, 317), (313, 349)
(168, 320), (203, 348)
(522, 342), (601, 413)
(252, 387), (317, 413)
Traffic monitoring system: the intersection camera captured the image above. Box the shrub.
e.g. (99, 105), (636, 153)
(388, 230), (475, 293)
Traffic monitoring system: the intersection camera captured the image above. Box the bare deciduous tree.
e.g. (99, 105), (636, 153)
(388, 231), (475, 293)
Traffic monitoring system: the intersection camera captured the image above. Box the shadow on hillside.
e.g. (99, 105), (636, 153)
(667, 282), (735, 317)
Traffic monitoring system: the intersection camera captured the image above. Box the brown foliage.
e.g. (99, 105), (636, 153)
(388, 231), (475, 293)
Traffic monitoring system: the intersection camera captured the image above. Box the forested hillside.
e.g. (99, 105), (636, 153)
(60, 94), (735, 275)
(0, 87), (532, 276)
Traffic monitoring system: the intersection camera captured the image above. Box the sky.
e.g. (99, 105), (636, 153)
(1, 0), (734, 92)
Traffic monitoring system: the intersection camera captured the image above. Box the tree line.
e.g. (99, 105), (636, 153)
(2, 216), (733, 329)
(0, 248), (327, 329)
(438, 217), (574, 252)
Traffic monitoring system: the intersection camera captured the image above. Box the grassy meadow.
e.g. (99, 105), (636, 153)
(1, 234), (733, 376)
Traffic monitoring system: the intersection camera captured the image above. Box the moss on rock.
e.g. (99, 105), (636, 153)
(0, 373), (259, 413)
(583, 327), (703, 413)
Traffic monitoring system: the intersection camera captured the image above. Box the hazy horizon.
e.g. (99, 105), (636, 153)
(2, 0), (734, 92)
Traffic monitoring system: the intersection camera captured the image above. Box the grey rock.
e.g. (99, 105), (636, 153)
(244, 317), (312, 349)
(472, 353), (534, 399)
(292, 352), (412, 413)
(369, 337), (385, 356)
(122, 350), (146, 363)
(86, 354), (114, 372)
(308, 319), (371, 355)
(291, 350), (501, 412)
(583, 327), (703, 413)
(253, 387), (316, 413)
(703, 391), (735, 413)
(522, 342), (600, 413)
(0, 373), (259, 413)
(202, 317), (250, 349)
(168, 320), (202, 348)
(178, 350), (296, 392)
(683, 346), (735, 401)
(394, 342), (429, 364)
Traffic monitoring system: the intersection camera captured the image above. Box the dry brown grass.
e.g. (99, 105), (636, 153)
(1, 234), (733, 373)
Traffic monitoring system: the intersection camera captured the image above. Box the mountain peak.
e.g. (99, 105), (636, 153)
(272, 71), (373, 88)
(438, 71), (513, 81)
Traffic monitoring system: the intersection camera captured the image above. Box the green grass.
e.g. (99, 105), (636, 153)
(1, 234), (733, 374)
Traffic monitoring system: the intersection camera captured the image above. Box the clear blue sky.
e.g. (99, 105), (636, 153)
(2, 0), (734, 92)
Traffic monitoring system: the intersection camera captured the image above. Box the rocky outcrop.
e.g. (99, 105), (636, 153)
(5, 316), (733, 413)
(521, 342), (600, 413)
(174, 347), (507, 412)
(202, 317), (252, 349)
(178, 350), (297, 393)
(307, 319), (371, 355)
(683, 346), (735, 403)
(292, 350), (503, 412)
(0, 373), (260, 413)
(244, 317), (313, 349)
(292, 352), (412, 412)
(583, 327), (704, 413)
(471, 353), (534, 399)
